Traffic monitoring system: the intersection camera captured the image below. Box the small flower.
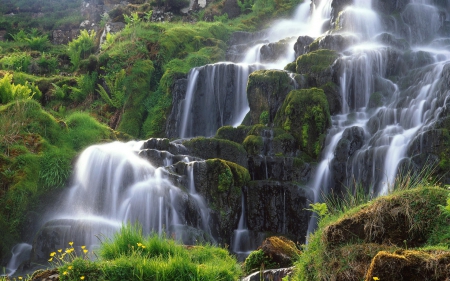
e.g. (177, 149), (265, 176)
(81, 245), (86, 249)
(83, 249), (88, 254)
(141, 245), (146, 249)
(63, 271), (68, 275)
(50, 252), (56, 257)
(48, 258), (53, 262)
(80, 276), (85, 280)
(69, 241), (74, 246)
(58, 249), (63, 253)
(68, 266), (73, 270)
(373, 277), (380, 281)
(137, 242), (142, 247)
(18, 277), (23, 280)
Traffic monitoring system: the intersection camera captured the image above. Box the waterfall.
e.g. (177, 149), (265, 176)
(27, 141), (214, 264)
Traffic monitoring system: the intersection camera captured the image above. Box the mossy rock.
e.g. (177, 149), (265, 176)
(323, 187), (449, 249)
(193, 159), (250, 245)
(214, 125), (251, 144)
(183, 137), (248, 168)
(247, 70), (295, 126)
(295, 49), (338, 87)
(242, 135), (264, 156)
(294, 187), (450, 281)
(366, 249), (450, 281)
(244, 236), (301, 274)
(274, 88), (330, 159)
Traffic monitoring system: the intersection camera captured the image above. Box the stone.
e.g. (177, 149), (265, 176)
(294, 36), (314, 58)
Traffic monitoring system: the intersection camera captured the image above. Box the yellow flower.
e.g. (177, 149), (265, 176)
(68, 266), (73, 270)
(81, 245), (86, 249)
(83, 249), (89, 254)
(48, 258), (53, 262)
(137, 243), (142, 247)
(69, 241), (74, 246)
(141, 245), (146, 249)
(80, 276), (85, 280)
(373, 278), (380, 281)
(18, 277), (23, 280)
(58, 249), (63, 253)
(50, 252), (56, 257)
(63, 271), (68, 275)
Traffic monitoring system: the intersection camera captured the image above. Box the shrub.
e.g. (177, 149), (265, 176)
(68, 30), (97, 70)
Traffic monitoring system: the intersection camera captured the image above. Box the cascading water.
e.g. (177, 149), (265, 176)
(29, 141), (214, 263)
(307, 0), (450, 235)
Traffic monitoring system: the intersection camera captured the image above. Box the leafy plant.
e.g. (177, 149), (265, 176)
(0, 73), (36, 104)
(97, 69), (127, 109)
(67, 30), (96, 70)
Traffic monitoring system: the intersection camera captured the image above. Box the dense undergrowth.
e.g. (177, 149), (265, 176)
(0, 0), (304, 265)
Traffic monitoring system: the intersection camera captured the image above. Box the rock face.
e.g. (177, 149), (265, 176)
(246, 181), (313, 242)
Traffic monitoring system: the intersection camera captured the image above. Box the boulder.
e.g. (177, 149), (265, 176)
(294, 36), (314, 58)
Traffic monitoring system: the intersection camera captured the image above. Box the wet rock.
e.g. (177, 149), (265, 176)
(295, 49), (339, 87)
(330, 0), (352, 26)
(182, 137), (248, 168)
(248, 155), (311, 183)
(222, 0), (241, 19)
(226, 31), (268, 62)
(247, 70), (296, 126)
(401, 3), (441, 44)
(294, 36), (314, 58)
(191, 160), (250, 246)
(246, 181), (313, 243)
(274, 88), (331, 159)
(260, 38), (294, 63)
(259, 236), (300, 267)
(142, 138), (189, 155)
(165, 77), (188, 138)
(375, 33), (410, 51)
(30, 269), (59, 281)
(308, 34), (356, 53)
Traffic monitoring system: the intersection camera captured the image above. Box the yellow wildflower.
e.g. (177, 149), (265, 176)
(18, 277), (23, 280)
(58, 249), (63, 253)
(141, 246), (146, 249)
(81, 245), (86, 249)
(83, 249), (88, 254)
(68, 266), (73, 270)
(63, 271), (68, 275)
(69, 241), (74, 246)
(137, 243), (142, 247)
(80, 276), (85, 280)
(50, 252), (56, 257)
(373, 278), (380, 281)
(48, 258), (53, 262)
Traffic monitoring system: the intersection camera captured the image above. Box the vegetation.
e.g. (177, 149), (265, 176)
(292, 174), (450, 281)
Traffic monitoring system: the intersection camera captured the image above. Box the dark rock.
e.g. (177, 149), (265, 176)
(260, 38), (294, 63)
(295, 49), (339, 87)
(52, 29), (80, 45)
(165, 77), (188, 138)
(330, 0), (352, 26)
(142, 138), (189, 155)
(248, 155), (311, 183)
(294, 36), (314, 58)
(222, 0), (241, 19)
(375, 33), (410, 51)
(308, 34), (356, 53)
(259, 236), (300, 268)
(246, 181), (313, 243)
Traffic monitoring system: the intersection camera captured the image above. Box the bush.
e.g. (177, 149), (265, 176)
(68, 30), (97, 70)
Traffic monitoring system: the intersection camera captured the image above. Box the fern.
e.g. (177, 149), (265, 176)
(97, 69), (127, 109)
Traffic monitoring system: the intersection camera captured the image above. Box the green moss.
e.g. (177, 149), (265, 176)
(295, 49), (338, 75)
(369, 91), (384, 108)
(275, 88), (330, 159)
(243, 135), (264, 155)
(215, 125), (251, 144)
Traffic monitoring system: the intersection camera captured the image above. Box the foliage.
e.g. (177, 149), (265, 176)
(97, 69), (127, 109)
(50, 224), (242, 281)
(0, 53), (32, 72)
(259, 110), (269, 124)
(0, 73), (37, 104)
(68, 30), (97, 70)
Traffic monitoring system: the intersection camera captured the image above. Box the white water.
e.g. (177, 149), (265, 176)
(3, 243), (32, 276)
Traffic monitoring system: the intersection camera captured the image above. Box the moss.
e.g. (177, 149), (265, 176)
(247, 70), (294, 125)
(243, 249), (276, 275)
(368, 91), (384, 109)
(284, 61), (296, 72)
(295, 49), (338, 75)
(183, 137), (248, 167)
(243, 135), (264, 155)
(274, 88), (330, 159)
(214, 125), (251, 144)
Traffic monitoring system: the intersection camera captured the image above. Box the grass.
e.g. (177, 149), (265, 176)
(292, 166), (450, 281)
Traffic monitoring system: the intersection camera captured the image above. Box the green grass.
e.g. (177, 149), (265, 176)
(54, 224), (242, 281)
